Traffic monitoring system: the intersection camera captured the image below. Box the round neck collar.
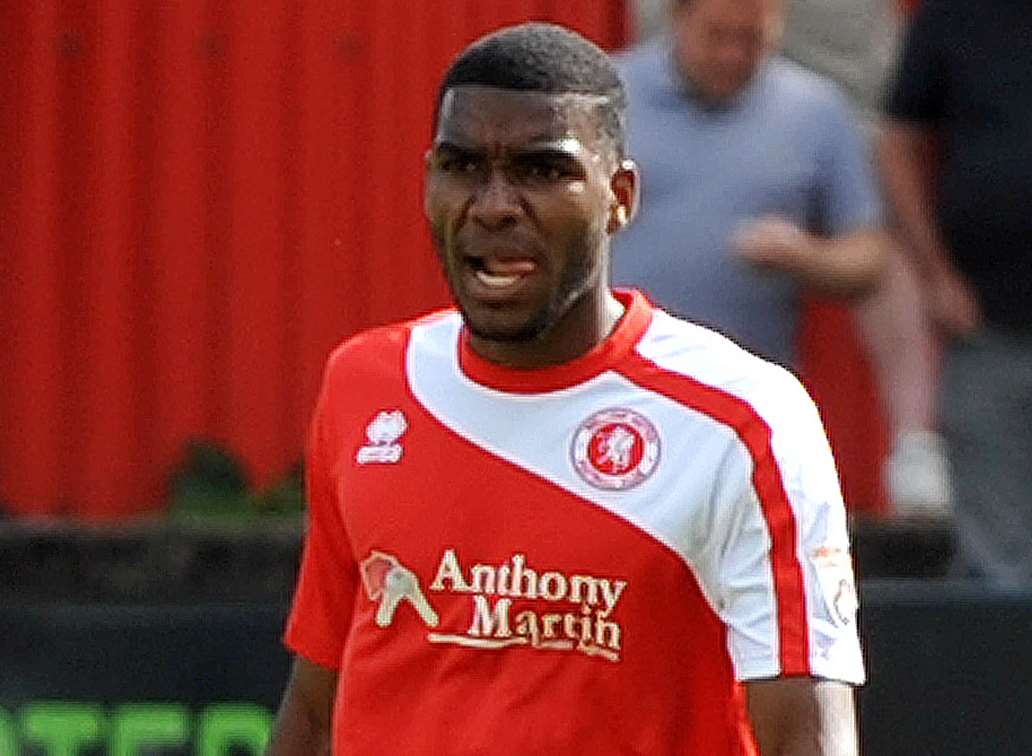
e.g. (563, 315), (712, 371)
(458, 289), (654, 394)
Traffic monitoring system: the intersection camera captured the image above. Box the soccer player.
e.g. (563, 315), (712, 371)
(267, 22), (862, 756)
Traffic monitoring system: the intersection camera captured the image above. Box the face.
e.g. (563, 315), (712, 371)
(425, 85), (637, 366)
(672, 0), (783, 103)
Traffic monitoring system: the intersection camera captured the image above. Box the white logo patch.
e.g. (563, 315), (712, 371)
(356, 410), (407, 464)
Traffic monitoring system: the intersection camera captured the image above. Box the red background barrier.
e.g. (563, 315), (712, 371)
(0, 1), (630, 518)
(0, 0), (885, 519)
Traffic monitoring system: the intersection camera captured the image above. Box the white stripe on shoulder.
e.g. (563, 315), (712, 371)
(638, 310), (845, 510)
(407, 312), (863, 684)
(406, 313), (744, 580)
(637, 310), (864, 685)
(636, 310), (802, 416)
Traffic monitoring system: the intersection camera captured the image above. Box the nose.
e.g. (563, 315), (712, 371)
(716, 41), (751, 70)
(469, 170), (521, 230)
(714, 30), (760, 73)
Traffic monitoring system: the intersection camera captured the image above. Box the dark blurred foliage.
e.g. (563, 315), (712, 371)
(169, 439), (303, 520)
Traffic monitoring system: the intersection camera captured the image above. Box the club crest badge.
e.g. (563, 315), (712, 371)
(571, 408), (660, 490)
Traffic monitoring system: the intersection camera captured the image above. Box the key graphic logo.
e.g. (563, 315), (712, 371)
(360, 551), (439, 628)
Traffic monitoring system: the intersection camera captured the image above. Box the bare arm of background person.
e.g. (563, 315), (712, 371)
(734, 216), (889, 301)
(265, 656), (338, 756)
(878, 122), (980, 336)
(747, 678), (859, 756)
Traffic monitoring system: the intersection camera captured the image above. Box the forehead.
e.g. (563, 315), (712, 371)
(435, 85), (604, 151)
(683, 0), (777, 25)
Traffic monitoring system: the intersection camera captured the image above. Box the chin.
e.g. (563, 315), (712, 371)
(461, 303), (555, 345)
(465, 316), (548, 344)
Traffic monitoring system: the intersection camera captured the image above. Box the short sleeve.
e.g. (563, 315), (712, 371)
(283, 366), (359, 669)
(884, 1), (949, 124)
(703, 369), (865, 685)
(815, 88), (883, 235)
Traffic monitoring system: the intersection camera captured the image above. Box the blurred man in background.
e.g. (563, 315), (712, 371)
(780, 0), (953, 521)
(881, 0), (1032, 584)
(618, 0), (953, 517)
(615, 0), (886, 369)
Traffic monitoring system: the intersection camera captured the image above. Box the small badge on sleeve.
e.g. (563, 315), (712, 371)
(811, 545), (859, 627)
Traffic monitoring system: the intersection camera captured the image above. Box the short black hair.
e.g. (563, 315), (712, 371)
(436, 22), (627, 155)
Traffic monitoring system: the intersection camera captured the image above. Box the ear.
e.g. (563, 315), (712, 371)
(607, 159), (640, 235)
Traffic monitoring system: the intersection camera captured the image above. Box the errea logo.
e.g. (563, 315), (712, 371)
(356, 410), (407, 464)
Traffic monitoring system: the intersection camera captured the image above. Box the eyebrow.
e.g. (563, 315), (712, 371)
(434, 141), (481, 158)
(514, 139), (584, 160)
(434, 137), (584, 159)
(519, 137), (583, 156)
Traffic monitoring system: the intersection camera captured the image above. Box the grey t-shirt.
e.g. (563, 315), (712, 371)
(613, 40), (881, 366)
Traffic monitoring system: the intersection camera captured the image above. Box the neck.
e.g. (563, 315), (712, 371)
(469, 290), (625, 370)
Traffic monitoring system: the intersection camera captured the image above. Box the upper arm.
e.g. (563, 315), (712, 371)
(283, 359), (360, 668)
(695, 369), (865, 686)
(884, 2), (948, 124)
(879, 121), (940, 167)
(814, 90), (883, 237)
(284, 656), (338, 727)
(746, 677), (858, 756)
(267, 656), (339, 756)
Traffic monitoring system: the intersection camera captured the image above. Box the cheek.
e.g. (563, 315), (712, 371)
(673, 26), (705, 70)
(535, 198), (599, 243)
(540, 198), (609, 258)
(532, 180), (606, 218)
(424, 181), (446, 216)
(425, 188), (459, 240)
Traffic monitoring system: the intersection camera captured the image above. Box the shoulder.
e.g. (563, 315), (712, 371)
(901, 0), (963, 43)
(614, 38), (669, 94)
(630, 310), (817, 439)
(321, 308), (459, 389)
(760, 59), (864, 151)
(763, 57), (855, 124)
(912, 0), (961, 23)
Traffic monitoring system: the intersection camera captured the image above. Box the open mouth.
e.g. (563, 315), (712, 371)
(468, 256), (538, 290)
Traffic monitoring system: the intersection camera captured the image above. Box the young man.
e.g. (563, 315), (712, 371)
(267, 22), (862, 756)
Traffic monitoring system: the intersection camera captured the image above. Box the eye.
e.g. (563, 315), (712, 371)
(439, 155), (480, 174)
(517, 159), (572, 183)
(532, 164), (563, 181)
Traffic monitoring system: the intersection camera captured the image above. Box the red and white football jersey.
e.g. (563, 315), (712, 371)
(285, 289), (864, 755)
